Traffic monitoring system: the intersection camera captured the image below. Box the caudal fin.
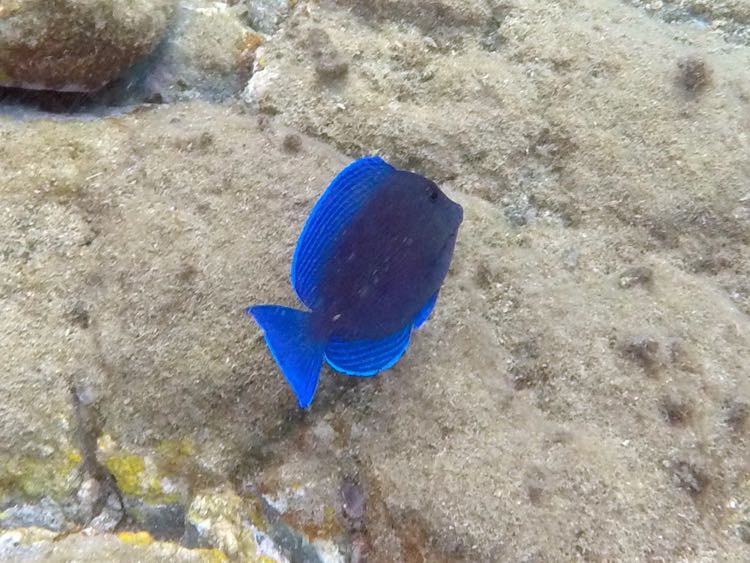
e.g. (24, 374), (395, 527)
(247, 305), (325, 408)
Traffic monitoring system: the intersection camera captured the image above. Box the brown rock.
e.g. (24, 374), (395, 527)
(0, 0), (176, 92)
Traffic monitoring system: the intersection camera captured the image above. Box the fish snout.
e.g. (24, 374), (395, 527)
(448, 198), (464, 228)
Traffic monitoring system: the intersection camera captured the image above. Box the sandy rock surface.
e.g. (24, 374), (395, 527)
(1, 0), (750, 561)
(138, 0), (261, 103)
(0, 0), (176, 92)
(246, 0), (291, 35)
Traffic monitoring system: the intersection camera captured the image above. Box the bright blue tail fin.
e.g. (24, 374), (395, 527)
(247, 305), (325, 408)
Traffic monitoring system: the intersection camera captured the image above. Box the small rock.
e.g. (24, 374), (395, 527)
(0, 497), (66, 531)
(0, 0), (176, 92)
(305, 28), (349, 81)
(670, 461), (708, 496)
(676, 55), (710, 93)
(246, 0), (290, 35)
(738, 522), (750, 544)
(88, 492), (124, 533)
(618, 266), (653, 289)
(312, 419), (336, 445)
(563, 248), (579, 271)
(622, 336), (660, 372)
(124, 499), (185, 541)
(186, 489), (256, 558)
(504, 194), (537, 226)
(67, 302), (91, 329)
(75, 478), (102, 522)
(316, 56), (349, 80)
(723, 401), (749, 433)
(340, 477), (366, 531)
(282, 133), (303, 153)
(242, 67), (279, 113)
(658, 396), (692, 426)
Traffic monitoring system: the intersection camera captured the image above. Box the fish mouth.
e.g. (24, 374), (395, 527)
(454, 202), (464, 223)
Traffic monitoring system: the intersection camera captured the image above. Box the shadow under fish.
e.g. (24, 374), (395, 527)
(247, 156), (463, 408)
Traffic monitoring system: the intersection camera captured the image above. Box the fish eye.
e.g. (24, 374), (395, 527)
(429, 187), (439, 201)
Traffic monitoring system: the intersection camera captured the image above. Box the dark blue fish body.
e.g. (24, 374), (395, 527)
(248, 156), (463, 408)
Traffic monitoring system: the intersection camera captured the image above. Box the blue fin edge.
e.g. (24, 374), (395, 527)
(324, 326), (412, 377)
(290, 156), (395, 306)
(413, 291), (439, 329)
(246, 305), (325, 409)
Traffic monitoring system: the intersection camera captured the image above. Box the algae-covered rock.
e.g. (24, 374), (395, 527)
(186, 489), (258, 559)
(0, 101), (350, 511)
(0, 0), (177, 92)
(0, 527), (230, 562)
(246, 0), (291, 35)
(138, 0), (262, 103)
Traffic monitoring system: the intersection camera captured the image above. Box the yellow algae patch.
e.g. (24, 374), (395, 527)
(97, 434), (115, 451)
(66, 450), (83, 466)
(144, 475), (180, 505)
(106, 454), (146, 497)
(187, 489), (262, 559)
(0, 449), (82, 500)
(98, 438), (192, 503)
(117, 530), (154, 546)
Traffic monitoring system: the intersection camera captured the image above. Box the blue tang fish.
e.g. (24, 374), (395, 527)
(247, 156), (463, 408)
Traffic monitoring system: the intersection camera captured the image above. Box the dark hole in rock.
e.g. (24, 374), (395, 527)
(0, 42), (169, 118)
(120, 500), (186, 542)
(0, 80), (160, 118)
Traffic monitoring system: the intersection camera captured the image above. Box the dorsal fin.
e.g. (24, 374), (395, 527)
(291, 156), (395, 309)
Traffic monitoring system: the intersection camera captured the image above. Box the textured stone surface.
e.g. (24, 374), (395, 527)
(246, 0), (291, 35)
(138, 0), (262, 103)
(1, 0), (750, 561)
(0, 0), (177, 92)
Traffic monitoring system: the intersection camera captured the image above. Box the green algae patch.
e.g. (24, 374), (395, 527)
(105, 453), (146, 497)
(0, 449), (82, 501)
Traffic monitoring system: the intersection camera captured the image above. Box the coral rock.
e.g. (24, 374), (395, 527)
(0, 0), (176, 92)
